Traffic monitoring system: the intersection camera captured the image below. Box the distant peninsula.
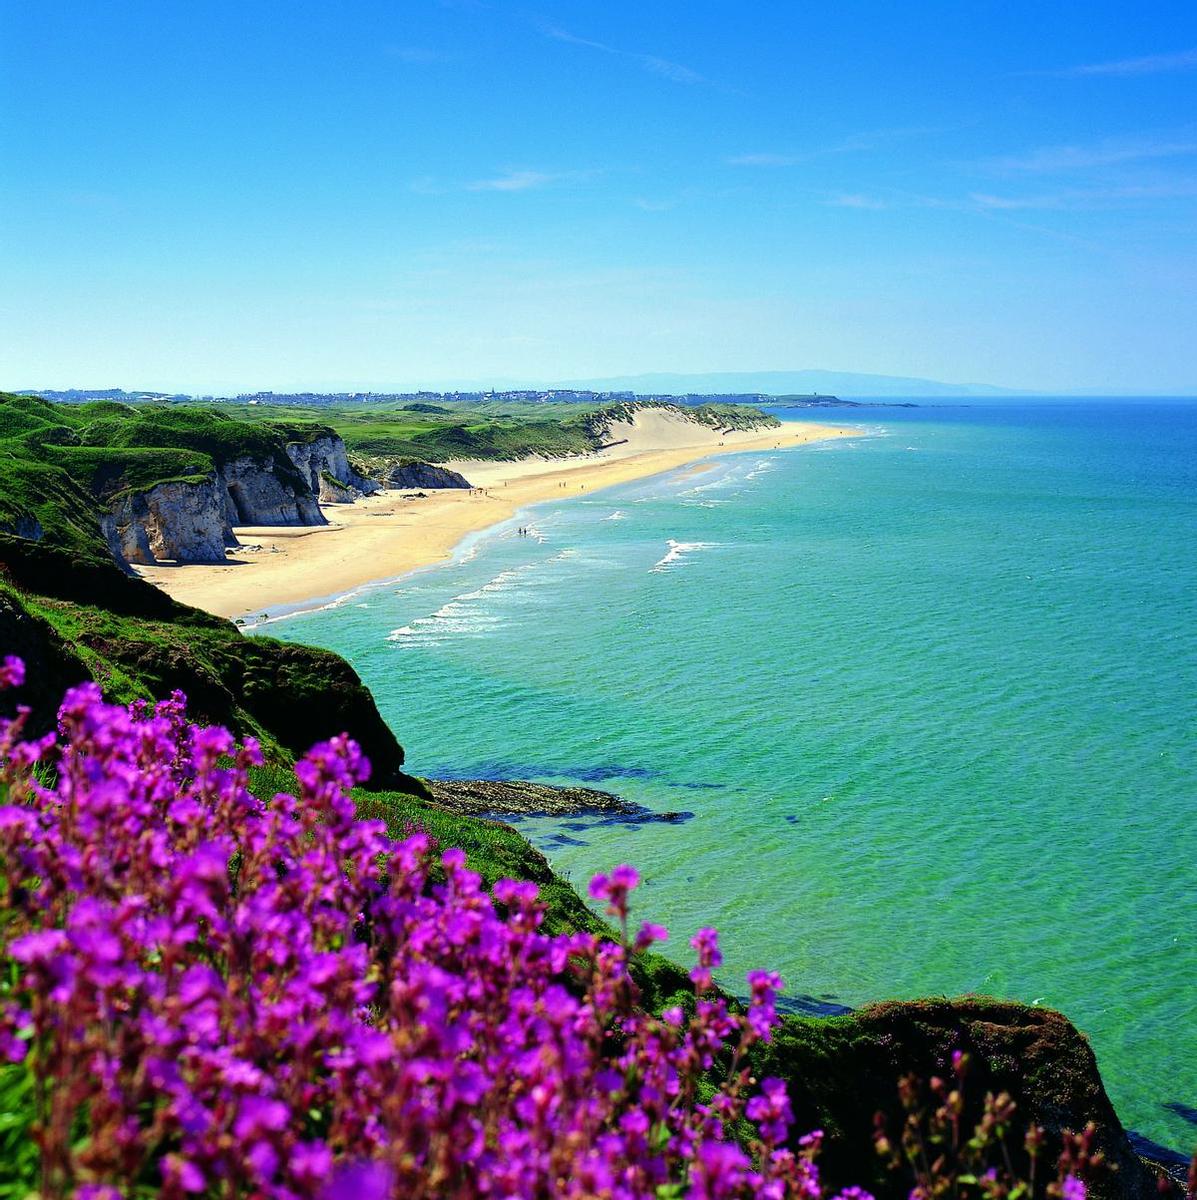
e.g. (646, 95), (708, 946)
(549, 369), (1023, 398)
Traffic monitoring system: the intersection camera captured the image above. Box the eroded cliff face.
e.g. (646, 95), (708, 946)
(218, 455), (326, 526)
(285, 436), (379, 505)
(0, 515), (44, 542)
(105, 478), (233, 566)
(381, 461), (472, 490)
(95, 435), (382, 568)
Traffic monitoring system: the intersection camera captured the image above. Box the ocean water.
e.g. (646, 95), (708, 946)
(263, 401), (1197, 1155)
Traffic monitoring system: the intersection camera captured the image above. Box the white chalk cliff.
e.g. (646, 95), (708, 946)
(106, 434), (374, 568)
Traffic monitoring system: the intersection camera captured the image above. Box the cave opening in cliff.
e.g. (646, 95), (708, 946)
(227, 481), (252, 524)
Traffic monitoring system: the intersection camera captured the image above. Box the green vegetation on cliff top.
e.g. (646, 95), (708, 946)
(0, 391), (417, 790)
(0, 394), (324, 558)
(209, 396), (780, 464)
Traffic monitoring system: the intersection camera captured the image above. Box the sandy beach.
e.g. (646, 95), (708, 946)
(135, 419), (856, 620)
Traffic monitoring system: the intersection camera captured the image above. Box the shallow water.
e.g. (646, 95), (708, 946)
(265, 401), (1197, 1153)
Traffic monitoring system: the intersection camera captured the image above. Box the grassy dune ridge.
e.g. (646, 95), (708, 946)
(206, 396), (780, 466)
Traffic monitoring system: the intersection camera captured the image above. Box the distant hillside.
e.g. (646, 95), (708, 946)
(266, 398), (779, 466)
(552, 370), (1026, 398)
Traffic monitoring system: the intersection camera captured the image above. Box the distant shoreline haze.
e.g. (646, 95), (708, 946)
(10, 370), (1197, 405)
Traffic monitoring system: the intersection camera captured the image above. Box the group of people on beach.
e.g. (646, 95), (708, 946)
(516, 526), (532, 538)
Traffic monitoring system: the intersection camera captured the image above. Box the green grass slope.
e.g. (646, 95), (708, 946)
(0, 393), (319, 523)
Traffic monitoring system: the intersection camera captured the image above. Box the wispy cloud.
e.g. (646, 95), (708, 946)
(467, 170), (560, 192)
(876, 191), (1113, 251)
(634, 197), (674, 212)
(411, 167), (601, 195)
(991, 136), (1197, 172)
(1058, 47), (1197, 77)
(540, 24), (610, 53)
(536, 22), (707, 86)
(465, 167), (603, 193)
(641, 55), (705, 85)
(825, 193), (888, 210)
(971, 181), (1197, 210)
(727, 126), (952, 168)
(970, 192), (1068, 211)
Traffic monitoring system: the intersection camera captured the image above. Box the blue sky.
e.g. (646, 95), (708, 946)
(2, 1), (1196, 393)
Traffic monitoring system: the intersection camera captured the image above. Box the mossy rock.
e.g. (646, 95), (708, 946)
(755, 998), (1167, 1199)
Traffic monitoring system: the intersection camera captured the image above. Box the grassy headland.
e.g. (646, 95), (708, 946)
(0, 391), (1178, 1196)
(0, 393), (415, 785)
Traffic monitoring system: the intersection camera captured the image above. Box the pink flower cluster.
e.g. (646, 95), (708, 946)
(0, 661), (841, 1199)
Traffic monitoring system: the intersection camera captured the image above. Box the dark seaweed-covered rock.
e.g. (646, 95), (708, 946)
(425, 778), (688, 823)
(425, 778), (635, 816)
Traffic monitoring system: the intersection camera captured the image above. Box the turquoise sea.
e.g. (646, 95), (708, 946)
(264, 401), (1197, 1156)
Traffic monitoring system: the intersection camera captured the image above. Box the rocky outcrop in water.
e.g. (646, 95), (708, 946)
(285, 435), (380, 504)
(380, 461), (472, 490)
(425, 778), (690, 823)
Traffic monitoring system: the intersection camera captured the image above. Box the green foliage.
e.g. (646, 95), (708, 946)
(0, 1058), (37, 1199)
(353, 417), (598, 462)
(263, 418), (338, 446)
(85, 405), (288, 464)
(0, 393), (337, 579)
(0, 456), (109, 565)
(0, 393), (67, 440)
(0, 392), (314, 516)
(43, 445), (213, 500)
